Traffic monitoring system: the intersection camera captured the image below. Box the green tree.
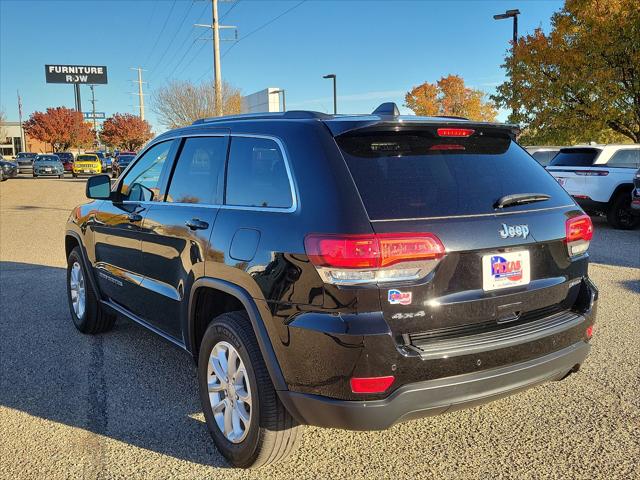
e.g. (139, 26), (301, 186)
(493, 0), (640, 145)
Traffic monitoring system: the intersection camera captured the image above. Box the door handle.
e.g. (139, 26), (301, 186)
(127, 212), (143, 222)
(185, 218), (209, 230)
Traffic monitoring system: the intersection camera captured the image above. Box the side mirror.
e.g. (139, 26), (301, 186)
(86, 174), (112, 200)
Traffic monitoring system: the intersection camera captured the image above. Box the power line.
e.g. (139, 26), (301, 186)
(222, 0), (307, 58)
(220, 0), (242, 21)
(153, 1), (210, 80)
(164, 30), (208, 82)
(143, 0), (178, 68)
(149, 1), (195, 75)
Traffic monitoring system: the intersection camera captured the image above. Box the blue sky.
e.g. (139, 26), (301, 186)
(0, 0), (562, 133)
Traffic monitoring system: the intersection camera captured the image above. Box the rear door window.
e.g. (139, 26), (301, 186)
(607, 149), (640, 168)
(225, 137), (293, 209)
(549, 148), (601, 167)
(337, 129), (570, 220)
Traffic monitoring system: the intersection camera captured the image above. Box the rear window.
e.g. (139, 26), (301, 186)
(549, 148), (601, 167)
(77, 155), (97, 162)
(337, 129), (570, 220)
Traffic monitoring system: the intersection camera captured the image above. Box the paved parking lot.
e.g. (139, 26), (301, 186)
(1, 176), (638, 480)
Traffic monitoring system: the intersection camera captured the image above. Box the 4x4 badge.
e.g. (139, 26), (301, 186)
(499, 223), (529, 239)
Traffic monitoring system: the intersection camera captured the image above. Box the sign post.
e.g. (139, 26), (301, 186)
(44, 65), (108, 113)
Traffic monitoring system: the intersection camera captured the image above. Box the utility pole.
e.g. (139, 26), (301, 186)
(130, 67), (147, 120)
(17, 90), (25, 153)
(89, 85), (98, 146)
(195, 0), (237, 117)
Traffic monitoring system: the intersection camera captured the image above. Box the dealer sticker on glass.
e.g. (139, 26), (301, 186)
(482, 250), (530, 291)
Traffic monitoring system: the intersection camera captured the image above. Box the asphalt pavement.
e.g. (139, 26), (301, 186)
(0, 176), (638, 480)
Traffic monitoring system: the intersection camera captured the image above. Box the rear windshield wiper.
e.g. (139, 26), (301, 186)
(494, 193), (551, 209)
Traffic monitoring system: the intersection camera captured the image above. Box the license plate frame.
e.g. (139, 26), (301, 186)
(482, 250), (530, 291)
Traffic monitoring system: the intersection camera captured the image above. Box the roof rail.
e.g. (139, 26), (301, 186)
(192, 110), (331, 125)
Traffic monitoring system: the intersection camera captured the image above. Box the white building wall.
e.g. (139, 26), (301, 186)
(241, 88), (282, 114)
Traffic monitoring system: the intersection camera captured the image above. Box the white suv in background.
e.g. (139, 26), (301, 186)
(547, 144), (640, 229)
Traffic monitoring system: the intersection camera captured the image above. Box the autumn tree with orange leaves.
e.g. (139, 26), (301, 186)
(405, 75), (497, 122)
(100, 113), (153, 151)
(493, 0), (640, 145)
(23, 107), (94, 151)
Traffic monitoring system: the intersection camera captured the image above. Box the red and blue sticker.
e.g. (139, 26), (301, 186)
(490, 255), (523, 282)
(388, 289), (412, 305)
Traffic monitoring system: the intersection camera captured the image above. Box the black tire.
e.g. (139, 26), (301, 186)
(32, 173), (37, 178)
(66, 246), (116, 334)
(198, 311), (302, 468)
(607, 191), (640, 230)
(58, 174), (64, 179)
(72, 173), (77, 178)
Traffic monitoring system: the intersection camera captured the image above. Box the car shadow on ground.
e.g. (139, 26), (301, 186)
(0, 261), (230, 468)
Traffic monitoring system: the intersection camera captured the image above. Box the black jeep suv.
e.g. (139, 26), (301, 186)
(65, 104), (597, 468)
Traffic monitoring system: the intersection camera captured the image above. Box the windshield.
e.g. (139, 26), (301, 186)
(549, 148), (601, 167)
(36, 155), (59, 162)
(57, 153), (73, 161)
(77, 155), (98, 162)
(118, 155), (135, 163)
(16, 153), (36, 159)
(337, 128), (571, 220)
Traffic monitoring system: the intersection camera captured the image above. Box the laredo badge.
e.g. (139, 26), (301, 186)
(388, 289), (412, 305)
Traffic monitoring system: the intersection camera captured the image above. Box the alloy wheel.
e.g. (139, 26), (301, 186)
(69, 261), (86, 319)
(207, 341), (252, 443)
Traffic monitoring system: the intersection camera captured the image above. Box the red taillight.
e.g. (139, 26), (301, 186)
(305, 233), (445, 269)
(565, 214), (593, 257)
(586, 325), (594, 339)
(566, 215), (593, 242)
(305, 233), (445, 285)
(350, 376), (395, 394)
(437, 128), (475, 137)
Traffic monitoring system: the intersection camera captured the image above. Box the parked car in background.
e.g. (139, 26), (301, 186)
(0, 158), (18, 181)
(89, 151), (111, 172)
(547, 145), (640, 229)
(72, 154), (102, 177)
(631, 168), (640, 214)
(66, 105), (597, 468)
(56, 152), (75, 173)
(525, 146), (562, 166)
(15, 152), (38, 174)
(111, 152), (136, 178)
(33, 154), (64, 178)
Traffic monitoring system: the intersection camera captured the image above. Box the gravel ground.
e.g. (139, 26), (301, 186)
(0, 176), (638, 480)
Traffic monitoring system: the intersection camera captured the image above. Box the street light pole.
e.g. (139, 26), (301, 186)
(323, 74), (337, 114)
(493, 9), (520, 119)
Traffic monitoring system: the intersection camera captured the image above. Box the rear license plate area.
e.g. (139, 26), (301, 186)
(482, 250), (530, 291)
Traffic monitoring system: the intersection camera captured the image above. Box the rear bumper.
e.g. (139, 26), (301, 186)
(279, 341), (590, 430)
